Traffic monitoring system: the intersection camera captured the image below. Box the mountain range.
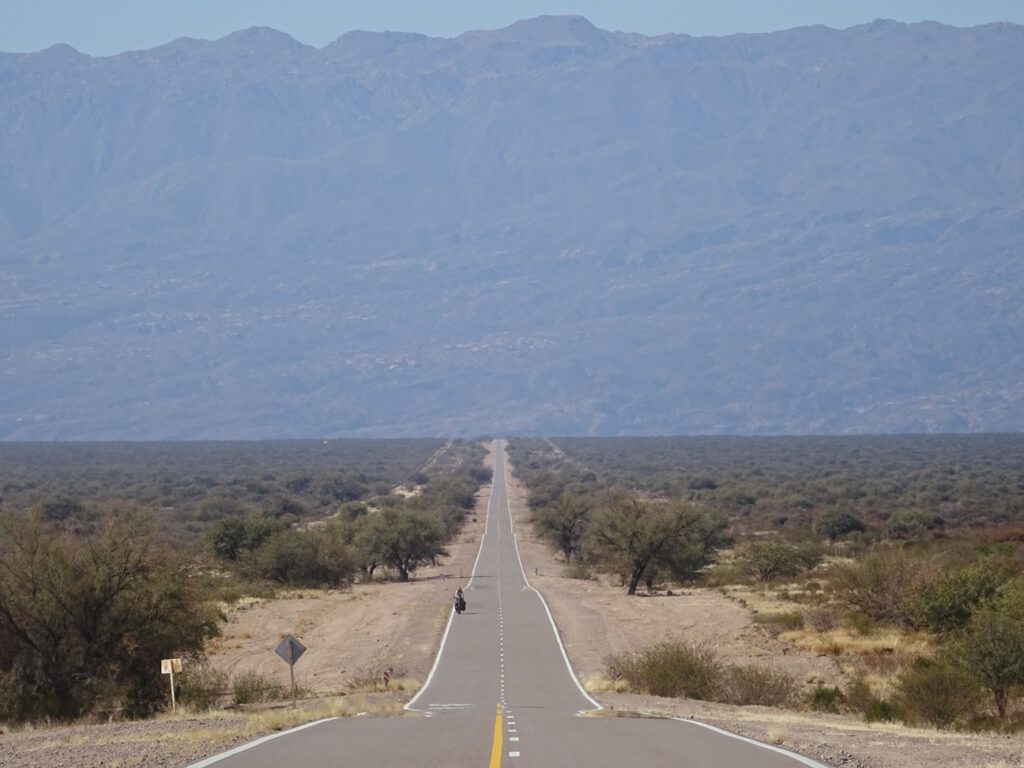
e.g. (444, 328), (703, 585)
(1, 16), (1022, 438)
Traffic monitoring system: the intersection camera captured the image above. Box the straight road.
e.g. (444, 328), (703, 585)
(191, 441), (826, 768)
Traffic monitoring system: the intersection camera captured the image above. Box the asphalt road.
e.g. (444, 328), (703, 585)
(190, 441), (827, 768)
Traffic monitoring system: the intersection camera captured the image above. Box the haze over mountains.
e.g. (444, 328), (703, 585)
(1, 16), (1022, 438)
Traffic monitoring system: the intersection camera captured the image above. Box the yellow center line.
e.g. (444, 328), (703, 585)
(489, 702), (503, 768)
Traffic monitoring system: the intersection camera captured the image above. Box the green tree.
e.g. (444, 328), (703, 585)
(586, 497), (702, 595)
(814, 508), (867, 542)
(959, 610), (1024, 718)
(206, 516), (271, 561)
(739, 539), (807, 582)
(533, 492), (591, 563)
(356, 508), (448, 582)
(0, 508), (220, 721)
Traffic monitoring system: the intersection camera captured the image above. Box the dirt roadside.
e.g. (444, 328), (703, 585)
(3, 445), (1022, 768)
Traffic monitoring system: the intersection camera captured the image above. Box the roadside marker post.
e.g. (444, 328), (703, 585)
(275, 634), (307, 704)
(161, 658), (183, 711)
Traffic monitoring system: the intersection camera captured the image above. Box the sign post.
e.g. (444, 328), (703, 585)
(161, 658), (183, 711)
(274, 634), (307, 704)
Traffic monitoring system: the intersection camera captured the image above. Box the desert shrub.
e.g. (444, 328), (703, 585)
(739, 539), (822, 582)
(832, 550), (925, 625)
(843, 677), (874, 714)
(864, 698), (901, 723)
(609, 641), (722, 699)
(844, 611), (877, 635)
(883, 510), (945, 540)
(232, 670), (284, 705)
(720, 665), (798, 707)
(241, 525), (355, 588)
(996, 576), (1024, 622)
(561, 561), (592, 580)
(37, 494), (87, 522)
(806, 606), (842, 632)
(808, 685), (846, 713)
(197, 495), (252, 522)
(908, 562), (1005, 634)
(178, 662), (230, 711)
(893, 657), (983, 728)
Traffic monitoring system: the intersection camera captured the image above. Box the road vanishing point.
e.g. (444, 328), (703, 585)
(190, 441), (827, 768)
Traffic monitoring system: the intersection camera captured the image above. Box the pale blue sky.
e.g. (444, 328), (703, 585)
(4, 1), (1023, 55)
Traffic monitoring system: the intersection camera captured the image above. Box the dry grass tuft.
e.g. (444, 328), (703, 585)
(582, 672), (629, 693)
(343, 668), (420, 694)
(779, 627), (929, 658)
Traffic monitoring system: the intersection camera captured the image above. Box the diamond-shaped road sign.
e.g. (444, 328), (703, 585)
(275, 634), (306, 666)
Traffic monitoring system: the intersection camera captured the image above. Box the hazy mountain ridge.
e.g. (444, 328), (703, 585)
(1, 16), (1022, 438)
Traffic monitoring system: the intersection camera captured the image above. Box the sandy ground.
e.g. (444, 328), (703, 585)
(207, 512), (485, 695)
(4, 445), (1024, 768)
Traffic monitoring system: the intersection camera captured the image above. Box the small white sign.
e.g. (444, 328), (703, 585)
(161, 658), (183, 674)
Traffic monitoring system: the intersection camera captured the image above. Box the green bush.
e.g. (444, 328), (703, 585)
(893, 658), (983, 729)
(843, 677), (873, 714)
(864, 698), (901, 723)
(609, 641), (722, 699)
(609, 642), (796, 708)
(242, 526), (355, 588)
(882, 510), (945, 540)
(908, 562), (1004, 634)
(808, 685), (846, 713)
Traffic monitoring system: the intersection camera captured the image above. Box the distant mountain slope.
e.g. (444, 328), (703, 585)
(1, 16), (1022, 438)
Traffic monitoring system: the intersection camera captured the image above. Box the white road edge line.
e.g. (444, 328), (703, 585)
(184, 718), (337, 768)
(500, 440), (603, 712)
(404, 445), (498, 711)
(671, 718), (830, 768)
